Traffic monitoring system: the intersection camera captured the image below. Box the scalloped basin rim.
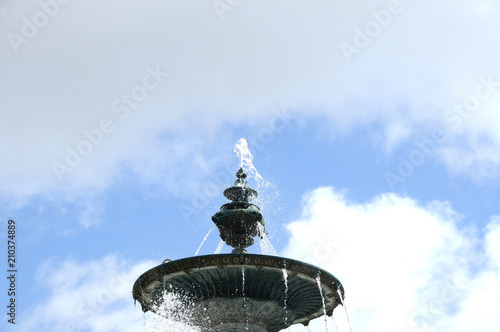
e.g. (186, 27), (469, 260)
(133, 254), (344, 328)
(133, 254), (344, 295)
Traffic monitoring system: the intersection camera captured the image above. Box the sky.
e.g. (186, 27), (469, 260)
(1, 0), (500, 331)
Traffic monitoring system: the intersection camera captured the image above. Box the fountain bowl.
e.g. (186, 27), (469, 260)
(133, 253), (344, 332)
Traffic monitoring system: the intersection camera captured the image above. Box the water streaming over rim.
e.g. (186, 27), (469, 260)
(330, 316), (341, 332)
(316, 276), (329, 332)
(282, 268), (289, 309)
(194, 225), (216, 256)
(337, 288), (353, 332)
(242, 266), (250, 330)
(282, 268), (289, 326)
(242, 266), (246, 297)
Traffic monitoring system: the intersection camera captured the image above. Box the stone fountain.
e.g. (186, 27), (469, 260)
(133, 166), (344, 331)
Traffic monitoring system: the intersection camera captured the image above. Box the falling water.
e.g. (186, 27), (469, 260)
(242, 266), (250, 331)
(282, 268), (289, 326)
(194, 225), (216, 256)
(242, 266), (246, 297)
(143, 292), (201, 332)
(282, 268), (289, 309)
(257, 223), (278, 255)
(260, 235), (278, 256)
(214, 239), (224, 254)
(316, 276), (329, 332)
(337, 288), (353, 332)
(330, 316), (340, 332)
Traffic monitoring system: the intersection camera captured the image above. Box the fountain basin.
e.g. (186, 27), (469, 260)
(133, 254), (344, 332)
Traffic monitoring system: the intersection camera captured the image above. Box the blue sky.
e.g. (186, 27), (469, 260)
(1, 0), (500, 331)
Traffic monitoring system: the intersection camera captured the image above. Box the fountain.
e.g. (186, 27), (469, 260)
(133, 156), (345, 331)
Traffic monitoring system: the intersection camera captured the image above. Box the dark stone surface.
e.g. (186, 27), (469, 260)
(211, 168), (266, 253)
(133, 254), (344, 331)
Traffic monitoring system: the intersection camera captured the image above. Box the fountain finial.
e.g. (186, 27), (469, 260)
(236, 167), (246, 179)
(223, 167), (258, 202)
(212, 167), (265, 253)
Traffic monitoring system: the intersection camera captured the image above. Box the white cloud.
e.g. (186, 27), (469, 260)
(17, 255), (156, 332)
(282, 187), (500, 331)
(383, 120), (412, 154)
(77, 200), (103, 228)
(1, 0), (500, 200)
